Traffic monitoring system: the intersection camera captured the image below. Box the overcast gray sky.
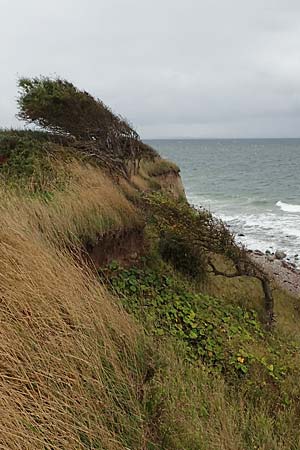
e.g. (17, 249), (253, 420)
(1, 0), (300, 138)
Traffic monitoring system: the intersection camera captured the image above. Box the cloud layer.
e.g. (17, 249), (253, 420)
(1, 0), (300, 138)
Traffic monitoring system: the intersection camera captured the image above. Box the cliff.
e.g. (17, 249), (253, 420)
(0, 78), (300, 449)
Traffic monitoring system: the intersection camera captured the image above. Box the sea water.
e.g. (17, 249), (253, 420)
(147, 139), (300, 264)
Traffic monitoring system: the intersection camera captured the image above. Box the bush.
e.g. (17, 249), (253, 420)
(16, 77), (159, 175)
(144, 193), (241, 279)
(0, 130), (67, 193)
(17, 77), (138, 149)
(145, 193), (237, 254)
(159, 230), (206, 278)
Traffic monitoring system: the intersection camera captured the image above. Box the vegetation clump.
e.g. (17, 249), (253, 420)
(102, 263), (288, 381)
(143, 158), (180, 177)
(145, 192), (236, 255)
(145, 193), (275, 325)
(0, 129), (69, 194)
(158, 229), (206, 278)
(17, 77), (158, 176)
(144, 192), (237, 280)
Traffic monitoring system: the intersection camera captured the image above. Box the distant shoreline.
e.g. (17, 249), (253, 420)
(145, 137), (300, 142)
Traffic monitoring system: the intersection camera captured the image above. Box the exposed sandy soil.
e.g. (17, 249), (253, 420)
(85, 228), (145, 268)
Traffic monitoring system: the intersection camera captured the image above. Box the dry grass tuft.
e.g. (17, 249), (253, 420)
(2, 161), (143, 248)
(0, 189), (148, 449)
(140, 158), (180, 178)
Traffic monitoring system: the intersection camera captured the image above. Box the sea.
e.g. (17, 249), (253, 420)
(147, 139), (300, 265)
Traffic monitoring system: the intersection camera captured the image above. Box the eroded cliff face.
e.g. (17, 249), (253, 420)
(86, 228), (145, 268)
(85, 157), (186, 268)
(129, 156), (186, 201)
(154, 171), (186, 200)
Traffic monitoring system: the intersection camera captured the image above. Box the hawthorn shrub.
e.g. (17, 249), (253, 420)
(16, 77), (158, 174)
(144, 193), (241, 278)
(17, 77), (135, 141)
(159, 230), (206, 278)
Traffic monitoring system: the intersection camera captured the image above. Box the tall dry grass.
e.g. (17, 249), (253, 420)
(2, 158), (300, 449)
(0, 168), (149, 449)
(139, 158), (179, 178)
(144, 340), (300, 450)
(3, 162), (143, 248)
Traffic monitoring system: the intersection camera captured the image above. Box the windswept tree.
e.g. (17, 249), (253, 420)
(17, 77), (137, 140)
(17, 77), (155, 174)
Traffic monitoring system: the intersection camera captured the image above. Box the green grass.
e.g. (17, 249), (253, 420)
(99, 259), (300, 450)
(0, 129), (71, 194)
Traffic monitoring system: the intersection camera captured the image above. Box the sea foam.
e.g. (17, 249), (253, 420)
(276, 201), (300, 213)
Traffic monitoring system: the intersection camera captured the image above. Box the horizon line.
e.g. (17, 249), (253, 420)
(144, 137), (300, 141)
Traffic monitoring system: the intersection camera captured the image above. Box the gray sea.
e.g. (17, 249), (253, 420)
(147, 139), (300, 265)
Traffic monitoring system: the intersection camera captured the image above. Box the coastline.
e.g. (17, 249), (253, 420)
(151, 139), (300, 274)
(248, 249), (300, 297)
(185, 193), (300, 298)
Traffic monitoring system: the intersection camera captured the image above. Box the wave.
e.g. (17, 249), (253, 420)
(187, 195), (300, 265)
(219, 211), (300, 266)
(276, 201), (300, 213)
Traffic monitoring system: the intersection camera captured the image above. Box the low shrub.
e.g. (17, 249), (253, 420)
(0, 130), (68, 193)
(101, 264), (289, 381)
(159, 230), (206, 278)
(143, 193), (241, 280)
(145, 192), (238, 257)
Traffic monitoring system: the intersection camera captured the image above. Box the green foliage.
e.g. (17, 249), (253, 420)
(147, 193), (238, 254)
(0, 130), (68, 194)
(144, 193), (241, 279)
(159, 230), (206, 278)
(17, 76), (138, 152)
(101, 264), (288, 381)
(18, 77), (116, 138)
(16, 76), (160, 175)
(0, 129), (54, 144)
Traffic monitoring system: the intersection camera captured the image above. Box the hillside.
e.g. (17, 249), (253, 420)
(1, 77), (300, 450)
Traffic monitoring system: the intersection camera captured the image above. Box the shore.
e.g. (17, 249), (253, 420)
(248, 250), (300, 297)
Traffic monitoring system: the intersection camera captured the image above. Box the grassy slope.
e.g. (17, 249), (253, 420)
(0, 132), (153, 448)
(1, 130), (300, 449)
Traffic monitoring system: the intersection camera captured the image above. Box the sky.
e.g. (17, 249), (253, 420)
(1, 0), (300, 138)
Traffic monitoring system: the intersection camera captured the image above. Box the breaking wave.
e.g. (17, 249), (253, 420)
(276, 201), (300, 213)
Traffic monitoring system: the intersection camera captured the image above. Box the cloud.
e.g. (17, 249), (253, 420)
(1, 0), (300, 137)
